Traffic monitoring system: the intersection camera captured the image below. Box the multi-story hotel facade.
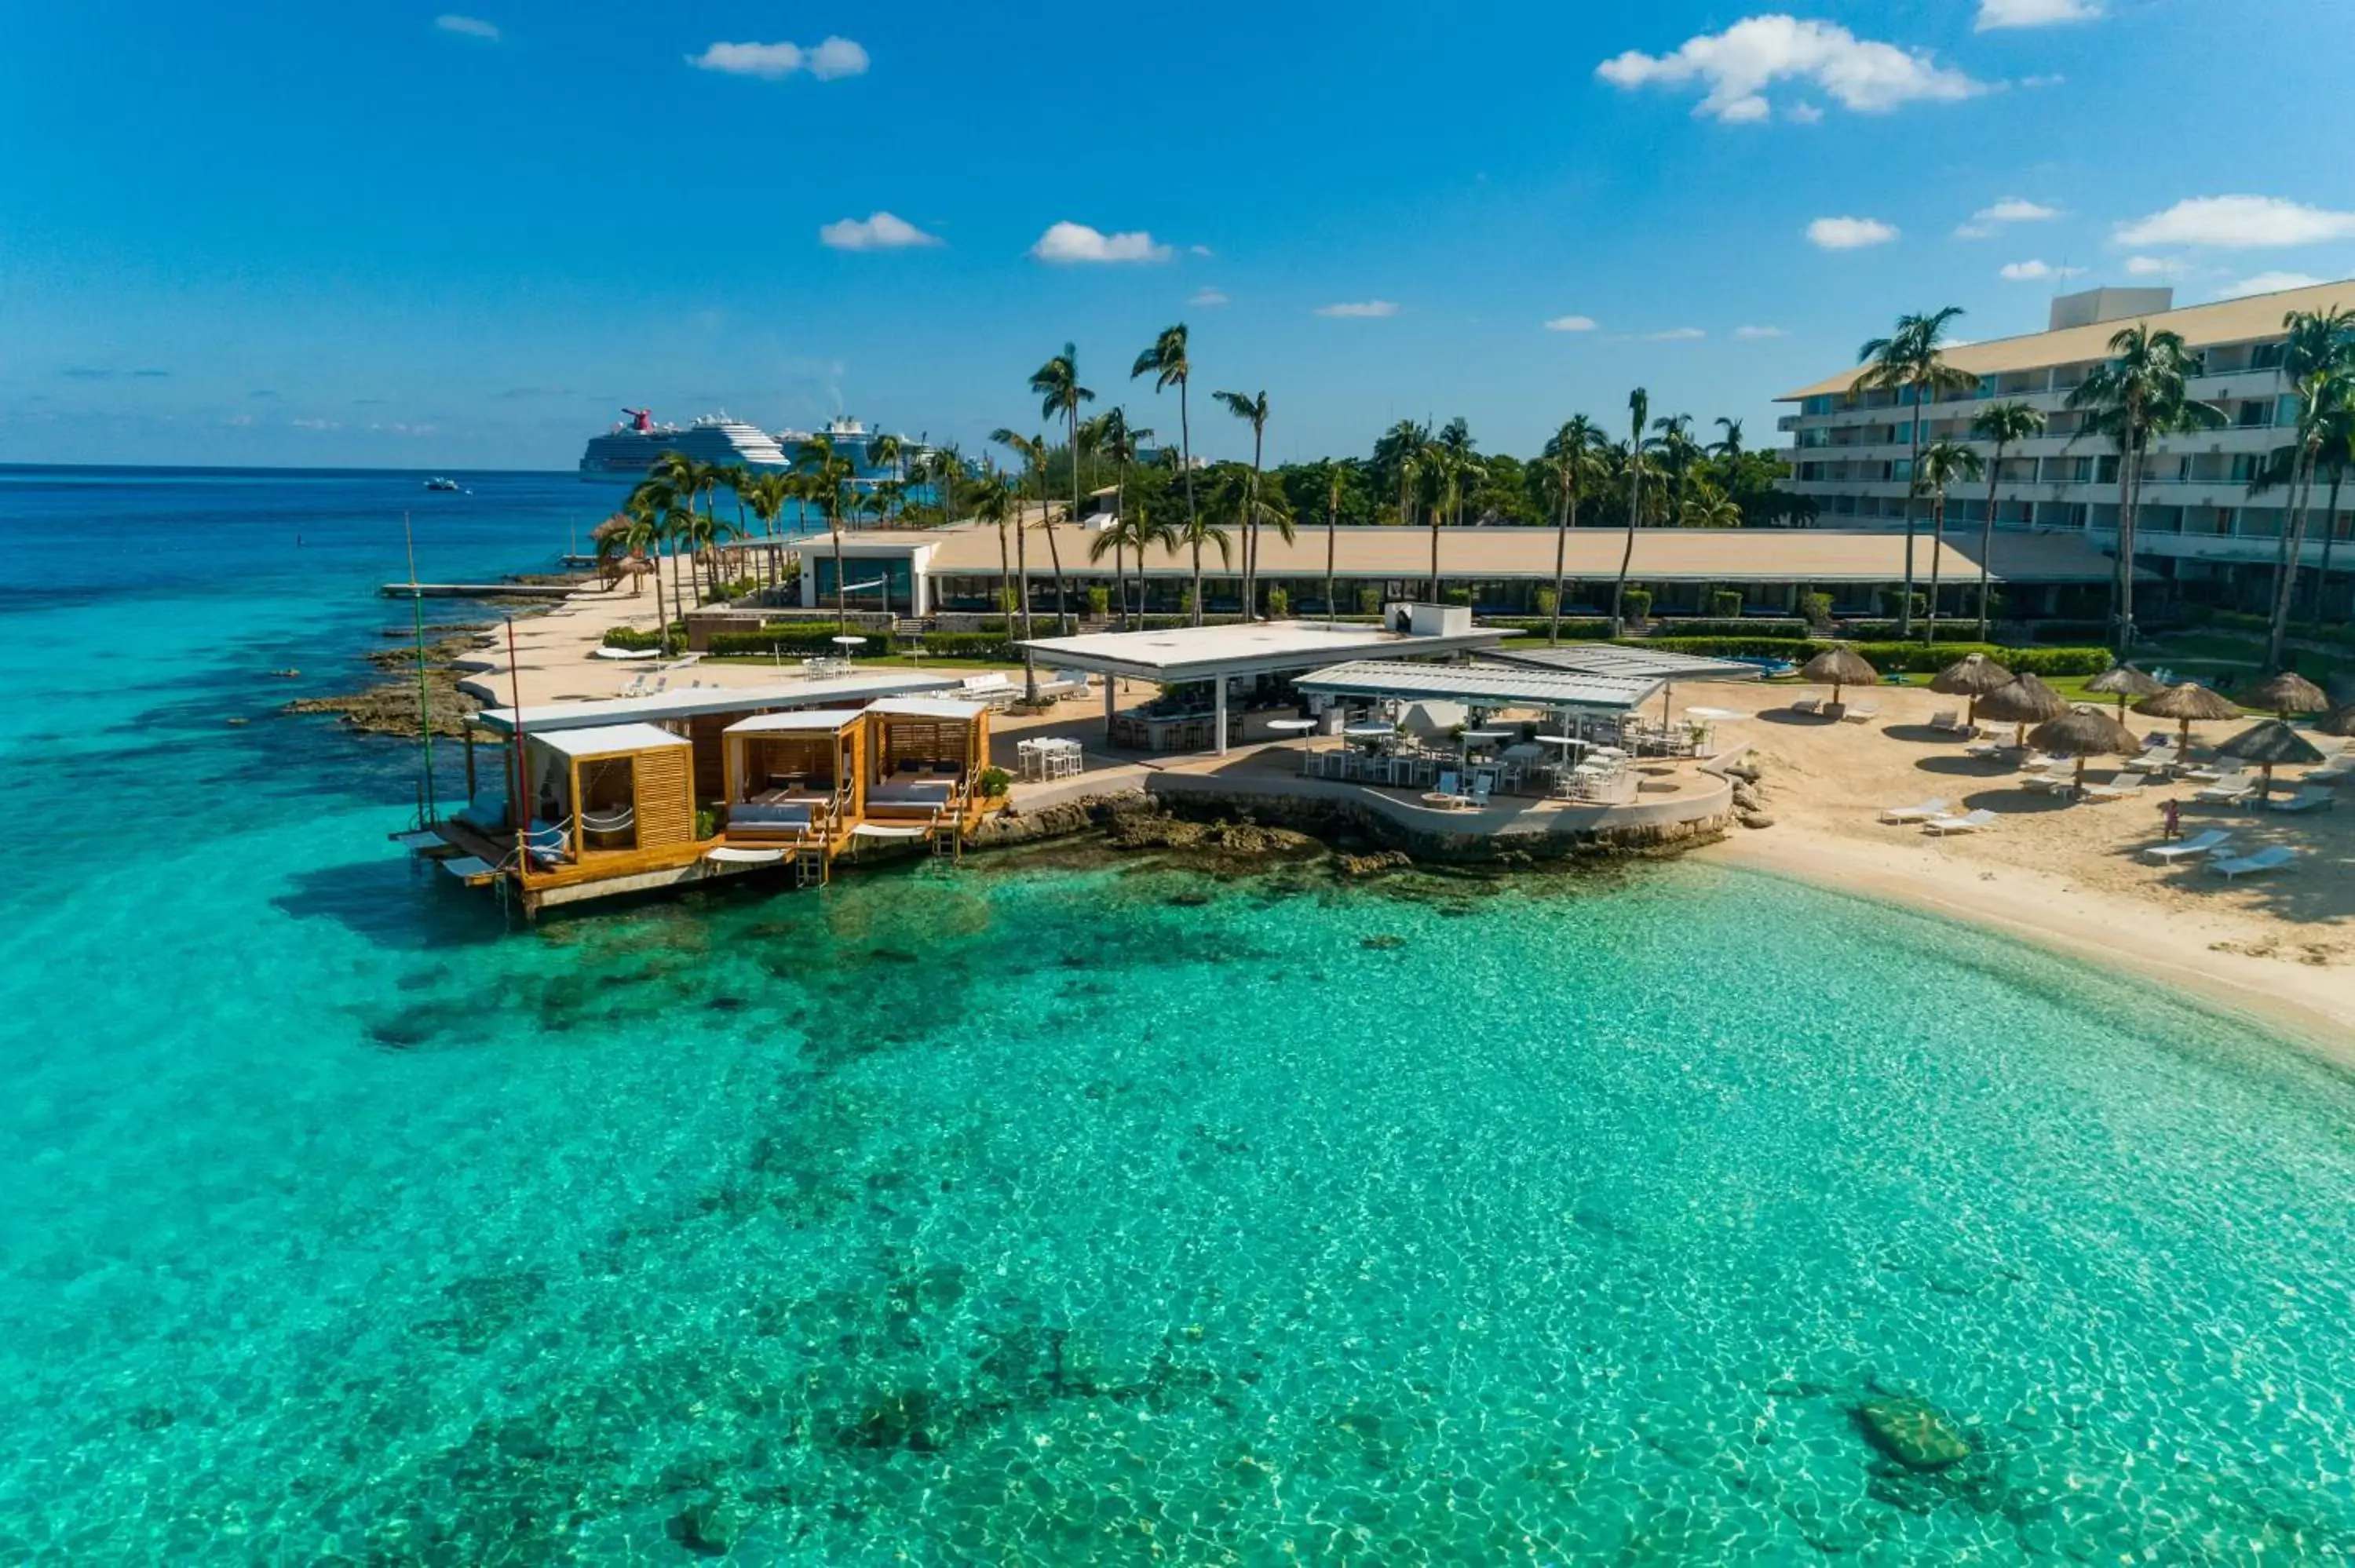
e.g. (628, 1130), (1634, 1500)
(1777, 279), (2355, 617)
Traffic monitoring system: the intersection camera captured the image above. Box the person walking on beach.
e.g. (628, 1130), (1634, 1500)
(2158, 798), (2182, 841)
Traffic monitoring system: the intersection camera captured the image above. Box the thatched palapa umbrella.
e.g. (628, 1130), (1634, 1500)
(1799, 645), (1879, 710)
(2316, 704), (2355, 739)
(2084, 663), (2165, 717)
(2132, 681), (2242, 757)
(1930, 653), (2014, 727)
(2026, 706), (2141, 795)
(2249, 671), (2329, 720)
(2216, 719), (2325, 802)
(1973, 673), (2068, 748)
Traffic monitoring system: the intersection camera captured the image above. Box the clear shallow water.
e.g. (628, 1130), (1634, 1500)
(5, 469), (2355, 1563)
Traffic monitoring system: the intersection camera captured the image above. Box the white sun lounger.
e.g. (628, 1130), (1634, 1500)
(2144, 830), (2233, 864)
(2269, 786), (2335, 815)
(2120, 747), (2178, 774)
(2212, 845), (2298, 880)
(2082, 779), (2145, 803)
(1790, 696), (1822, 717)
(1879, 797), (1950, 823)
(2193, 777), (2256, 805)
(1922, 808), (1999, 835)
(1838, 701), (1880, 724)
(1927, 708), (1965, 732)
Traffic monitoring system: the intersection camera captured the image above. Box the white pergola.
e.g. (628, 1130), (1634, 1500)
(1016, 620), (1508, 755)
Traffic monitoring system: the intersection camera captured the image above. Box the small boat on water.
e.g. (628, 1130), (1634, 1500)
(424, 476), (462, 492)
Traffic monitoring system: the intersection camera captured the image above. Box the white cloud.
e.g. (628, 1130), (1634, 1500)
(1029, 221), (1170, 264)
(2123, 254), (2187, 277)
(1734, 325), (1787, 339)
(435, 14), (498, 41)
(1808, 216), (1898, 250)
(1999, 259), (2086, 281)
(688, 37), (868, 80)
(1188, 244), (1214, 257)
(1645, 327), (1707, 341)
(1976, 0), (2101, 30)
(1955, 197), (2059, 239)
(1190, 287), (1229, 307)
(1596, 16), (1982, 124)
(1543, 315), (1598, 333)
(1315, 301), (1400, 319)
(2214, 272), (2327, 301)
(2116, 195), (2355, 250)
(818, 212), (941, 251)
(1787, 101), (1824, 124)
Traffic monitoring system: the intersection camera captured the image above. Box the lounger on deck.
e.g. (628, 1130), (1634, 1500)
(1879, 797), (1949, 823)
(1921, 808), (1999, 836)
(728, 801), (820, 837)
(2268, 787), (2335, 814)
(2212, 845), (2298, 880)
(866, 778), (958, 819)
(2143, 830), (2233, 864)
(454, 787), (511, 833)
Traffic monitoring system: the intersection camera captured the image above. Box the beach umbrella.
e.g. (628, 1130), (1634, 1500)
(2216, 718), (2325, 802)
(2025, 706), (2141, 795)
(1973, 673), (2068, 747)
(2314, 704), (2355, 739)
(1930, 653), (2014, 727)
(2133, 681), (2242, 755)
(1799, 645), (1879, 709)
(2249, 670), (2329, 720)
(2084, 663), (2165, 717)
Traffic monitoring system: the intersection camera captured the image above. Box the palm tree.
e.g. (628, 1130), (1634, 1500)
(611, 490), (672, 651)
(1678, 481), (1744, 531)
(967, 463), (1017, 621)
(990, 429), (1047, 655)
(1030, 341), (1094, 538)
(1911, 439), (1986, 644)
(865, 433), (905, 524)
(1612, 388), (1649, 629)
(644, 452), (714, 610)
(1131, 324), (1196, 582)
(1652, 413), (1699, 521)
(1373, 419), (1428, 526)
(1540, 416), (1604, 644)
(1966, 402), (2045, 640)
(738, 470), (793, 589)
(1708, 416), (1747, 467)
(2265, 308), (2355, 669)
(1320, 462), (1345, 625)
(2068, 323), (2223, 652)
(1087, 501), (1178, 627)
(1436, 418), (1476, 529)
(2309, 400), (2355, 629)
(792, 434), (856, 633)
(1171, 494), (1234, 625)
(1854, 307), (1977, 638)
(1416, 440), (1459, 602)
(1213, 388), (1272, 615)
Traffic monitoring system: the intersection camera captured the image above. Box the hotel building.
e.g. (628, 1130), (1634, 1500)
(1777, 279), (2355, 616)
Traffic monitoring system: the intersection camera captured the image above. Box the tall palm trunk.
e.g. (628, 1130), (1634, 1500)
(1427, 491), (1441, 603)
(1014, 494), (1033, 640)
(2120, 436), (2152, 651)
(1178, 384), (1198, 622)
(1977, 440), (2006, 643)
(650, 550), (670, 658)
(2267, 437), (2320, 669)
(1899, 388), (1923, 637)
(1549, 473), (1571, 645)
(1612, 465), (1641, 629)
(1243, 427), (1264, 616)
(2309, 467), (2345, 628)
(829, 501), (848, 636)
(1325, 481), (1339, 626)
(1925, 491), (1945, 644)
(1115, 458), (1132, 628)
(1042, 501), (1072, 635)
(995, 521), (1012, 621)
(1066, 407), (1083, 625)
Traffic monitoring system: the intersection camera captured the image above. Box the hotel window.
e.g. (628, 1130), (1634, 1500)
(1892, 460), (1912, 482)
(2237, 400), (2273, 428)
(2095, 455), (2120, 484)
(2251, 342), (2285, 370)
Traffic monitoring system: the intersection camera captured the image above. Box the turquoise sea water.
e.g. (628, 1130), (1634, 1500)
(5, 467), (2355, 1563)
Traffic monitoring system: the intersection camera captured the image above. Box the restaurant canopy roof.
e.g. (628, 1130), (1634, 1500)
(527, 722), (692, 759)
(723, 709), (867, 735)
(1295, 660), (1664, 713)
(476, 671), (957, 735)
(1485, 644), (1760, 683)
(1017, 619), (1504, 684)
(867, 696), (991, 721)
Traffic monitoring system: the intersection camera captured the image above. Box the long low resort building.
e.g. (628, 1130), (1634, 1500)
(781, 520), (2123, 622)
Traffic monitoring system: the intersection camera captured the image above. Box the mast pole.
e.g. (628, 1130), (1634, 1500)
(405, 511), (438, 823)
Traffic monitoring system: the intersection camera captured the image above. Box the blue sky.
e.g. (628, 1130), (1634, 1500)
(5, 0), (2350, 470)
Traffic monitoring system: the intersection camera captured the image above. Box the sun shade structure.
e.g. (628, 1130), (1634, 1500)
(1973, 674), (2069, 746)
(2316, 704), (2355, 739)
(2027, 707), (2141, 793)
(1294, 661), (1665, 714)
(1016, 619), (1504, 686)
(1930, 653), (2015, 725)
(1798, 646), (1879, 708)
(720, 709), (867, 844)
(2083, 664), (2166, 717)
(2249, 671), (2330, 718)
(2217, 718), (2326, 800)
(2132, 681), (2244, 754)
(1484, 644), (1760, 683)
(475, 673), (960, 735)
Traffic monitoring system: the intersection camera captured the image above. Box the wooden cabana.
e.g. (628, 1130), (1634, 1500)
(720, 709), (867, 845)
(520, 722), (696, 866)
(864, 697), (991, 831)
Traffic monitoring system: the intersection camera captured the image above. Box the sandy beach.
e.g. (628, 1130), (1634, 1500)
(1687, 678), (2355, 1052)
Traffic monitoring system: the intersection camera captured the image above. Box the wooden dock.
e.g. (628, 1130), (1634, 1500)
(379, 582), (579, 599)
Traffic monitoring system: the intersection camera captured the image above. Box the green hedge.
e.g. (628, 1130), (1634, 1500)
(708, 626), (898, 658)
(1655, 618), (1809, 639)
(1637, 636), (2114, 676)
(602, 625), (679, 651)
(919, 632), (1019, 661)
(1480, 617), (1617, 640)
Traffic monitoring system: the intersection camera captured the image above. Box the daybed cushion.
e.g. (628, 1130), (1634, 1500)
(730, 802), (816, 831)
(868, 779), (955, 806)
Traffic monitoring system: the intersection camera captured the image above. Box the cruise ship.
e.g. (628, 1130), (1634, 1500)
(577, 409), (794, 481)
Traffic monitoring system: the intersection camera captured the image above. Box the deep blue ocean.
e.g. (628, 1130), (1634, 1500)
(4, 465), (2355, 1563)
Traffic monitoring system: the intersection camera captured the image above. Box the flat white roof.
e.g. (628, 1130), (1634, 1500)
(1486, 645), (1762, 683)
(1017, 620), (1505, 682)
(723, 709), (867, 735)
(1296, 661), (1664, 713)
(528, 722), (692, 759)
(478, 671), (957, 735)
(867, 696), (989, 721)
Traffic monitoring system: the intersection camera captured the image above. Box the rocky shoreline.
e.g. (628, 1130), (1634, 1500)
(286, 628), (491, 739)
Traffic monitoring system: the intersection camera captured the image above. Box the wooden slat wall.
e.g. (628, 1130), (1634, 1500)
(687, 715), (732, 801)
(633, 746), (696, 848)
